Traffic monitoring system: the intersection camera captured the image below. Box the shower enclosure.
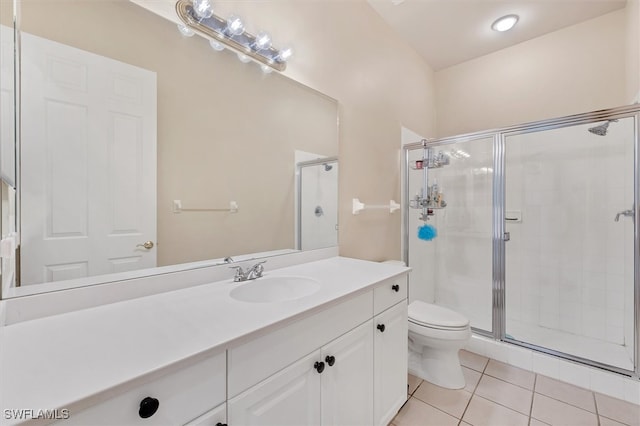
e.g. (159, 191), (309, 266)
(403, 104), (640, 377)
(296, 157), (338, 251)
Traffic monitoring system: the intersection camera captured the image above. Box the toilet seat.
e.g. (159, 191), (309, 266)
(408, 301), (470, 331)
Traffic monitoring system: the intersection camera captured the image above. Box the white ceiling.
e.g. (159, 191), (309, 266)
(367, 0), (627, 71)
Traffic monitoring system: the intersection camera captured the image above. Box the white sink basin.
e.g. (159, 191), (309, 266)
(230, 276), (321, 303)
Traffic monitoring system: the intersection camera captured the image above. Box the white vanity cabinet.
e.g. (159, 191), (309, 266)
(185, 403), (227, 426)
(55, 351), (226, 426)
(227, 273), (407, 426)
(15, 262), (409, 426)
(228, 321), (374, 426)
(320, 320), (374, 425)
(228, 351), (322, 425)
(374, 301), (408, 426)
(373, 275), (409, 426)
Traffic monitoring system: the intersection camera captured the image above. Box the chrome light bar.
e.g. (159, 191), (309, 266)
(175, 0), (291, 72)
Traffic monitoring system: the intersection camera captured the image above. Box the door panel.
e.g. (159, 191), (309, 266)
(504, 118), (636, 371)
(228, 351), (321, 426)
(374, 302), (408, 426)
(20, 32), (157, 285)
(321, 320), (373, 426)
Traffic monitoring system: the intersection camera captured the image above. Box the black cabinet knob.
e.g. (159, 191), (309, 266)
(138, 397), (159, 418)
(314, 361), (325, 373)
(215, 423), (228, 426)
(377, 324), (386, 333)
(391, 284), (400, 292)
(325, 355), (336, 366)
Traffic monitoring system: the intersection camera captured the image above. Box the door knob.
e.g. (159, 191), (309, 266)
(314, 361), (325, 373)
(136, 241), (154, 250)
(377, 324), (386, 333)
(325, 355), (336, 366)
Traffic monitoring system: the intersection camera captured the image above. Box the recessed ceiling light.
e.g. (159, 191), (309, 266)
(491, 14), (519, 32)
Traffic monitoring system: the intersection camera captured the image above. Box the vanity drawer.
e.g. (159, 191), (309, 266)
(227, 290), (373, 398)
(373, 275), (408, 315)
(60, 351), (226, 426)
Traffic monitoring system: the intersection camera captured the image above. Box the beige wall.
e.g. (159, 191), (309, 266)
(230, 1), (437, 261)
(159, 0), (437, 261)
(435, 9), (629, 137)
(627, 0), (640, 101)
(18, 0), (437, 266)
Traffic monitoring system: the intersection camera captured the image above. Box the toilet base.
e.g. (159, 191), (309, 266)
(408, 346), (466, 390)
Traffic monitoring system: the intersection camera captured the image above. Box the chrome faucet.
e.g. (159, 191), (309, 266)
(615, 207), (635, 222)
(230, 261), (267, 282)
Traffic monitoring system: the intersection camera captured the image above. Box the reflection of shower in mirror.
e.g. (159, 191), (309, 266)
(296, 155), (338, 251)
(588, 119), (618, 136)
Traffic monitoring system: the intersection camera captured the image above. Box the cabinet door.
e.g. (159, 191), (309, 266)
(373, 301), (408, 426)
(228, 351), (321, 426)
(185, 402), (226, 425)
(321, 320), (373, 426)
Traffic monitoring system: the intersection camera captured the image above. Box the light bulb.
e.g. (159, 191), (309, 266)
(226, 15), (245, 36)
(177, 24), (195, 37)
(491, 14), (519, 32)
(252, 31), (272, 51)
(209, 39), (225, 51)
(237, 53), (251, 63)
(192, 0), (213, 19)
(276, 46), (293, 62)
(260, 64), (273, 74)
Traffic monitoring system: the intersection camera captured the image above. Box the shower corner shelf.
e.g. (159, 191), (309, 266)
(410, 161), (448, 170)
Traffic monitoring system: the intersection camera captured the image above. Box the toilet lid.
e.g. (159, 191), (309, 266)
(408, 301), (470, 329)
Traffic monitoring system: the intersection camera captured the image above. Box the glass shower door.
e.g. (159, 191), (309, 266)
(407, 137), (494, 332)
(503, 117), (636, 371)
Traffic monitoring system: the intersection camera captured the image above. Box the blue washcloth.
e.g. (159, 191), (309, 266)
(417, 224), (437, 241)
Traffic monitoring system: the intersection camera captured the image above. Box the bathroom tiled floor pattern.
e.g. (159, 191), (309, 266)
(391, 351), (640, 426)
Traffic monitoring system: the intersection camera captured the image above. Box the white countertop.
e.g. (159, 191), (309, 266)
(0, 256), (409, 424)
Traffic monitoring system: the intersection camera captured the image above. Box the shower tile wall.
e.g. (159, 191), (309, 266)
(504, 120), (634, 356)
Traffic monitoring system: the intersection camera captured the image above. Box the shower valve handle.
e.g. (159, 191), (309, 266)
(615, 208), (634, 222)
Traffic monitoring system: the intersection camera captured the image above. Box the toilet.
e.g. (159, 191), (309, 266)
(408, 300), (471, 389)
(381, 260), (471, 390)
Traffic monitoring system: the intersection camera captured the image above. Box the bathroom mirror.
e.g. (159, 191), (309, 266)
(0, 0), (338, 296)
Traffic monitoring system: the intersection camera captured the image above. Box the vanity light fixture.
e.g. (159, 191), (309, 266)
(177, 23), (195, 37)
(209, 39), (224, 51)
(237, 53), (251, 63)
(192, 0), (213, 19)
(175, 0), (293, 72)
(491, 14), (519, 32)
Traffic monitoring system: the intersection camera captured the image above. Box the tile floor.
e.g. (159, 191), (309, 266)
(391, 350), (640, 426)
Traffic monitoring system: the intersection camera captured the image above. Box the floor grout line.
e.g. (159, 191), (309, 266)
(593, 391), (601, 426)
(528, 374), (537, 425)
(402, 357), (638, 426)
(457, 369), (481, 424)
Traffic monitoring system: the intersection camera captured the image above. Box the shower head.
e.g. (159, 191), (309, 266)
(588, 119), (618, 136)
(323, 163), (333, 171)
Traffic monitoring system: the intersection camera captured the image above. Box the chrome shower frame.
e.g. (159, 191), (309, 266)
(402, 103), (640, 378)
